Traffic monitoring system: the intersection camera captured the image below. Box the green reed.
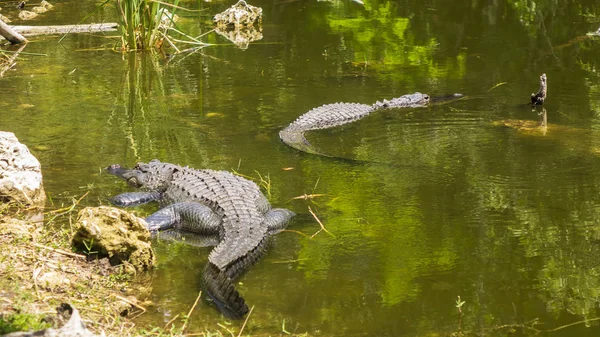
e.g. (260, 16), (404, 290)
(116, 0), (179, 51)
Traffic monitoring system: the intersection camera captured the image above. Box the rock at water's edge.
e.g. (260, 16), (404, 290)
(214, 0), (262, 29)
(2, 303), (103, 337)
(72, 206), (154, 272)
(0, 131), (45, 207)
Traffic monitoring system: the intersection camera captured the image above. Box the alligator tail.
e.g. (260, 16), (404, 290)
(203, 236), (273, 318)
(202, 263), (249, 319)
(225, 236), (270, 280)
(279, 128), (332, 157)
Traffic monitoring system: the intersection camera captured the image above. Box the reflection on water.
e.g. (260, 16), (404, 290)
(2, 0), (600, 335)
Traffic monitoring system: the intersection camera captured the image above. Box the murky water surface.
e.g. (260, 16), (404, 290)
(2, 0), (600, 335)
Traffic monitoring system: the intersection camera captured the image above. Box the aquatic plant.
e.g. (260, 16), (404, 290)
(113, 0), (211, 54)
(116, 0), (179, 51)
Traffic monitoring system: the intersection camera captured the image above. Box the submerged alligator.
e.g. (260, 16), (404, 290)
(107, 160), (295, 318)
(279, 92), (463, 156)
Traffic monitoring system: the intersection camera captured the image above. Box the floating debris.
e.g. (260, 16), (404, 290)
(18, 10), (38, 20)
(214, 0), (262, 29)
(214, 0), (263, 49)
(206, 112), (225, 118)
(215, 25), (262, 49)
(0, 7), (9, 24)
(32, 6), (47, 14)
(41, 0), (54, 10)
(19, 1), (53, 19)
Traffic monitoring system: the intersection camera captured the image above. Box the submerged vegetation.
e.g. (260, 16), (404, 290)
(113, 0), (211, 53)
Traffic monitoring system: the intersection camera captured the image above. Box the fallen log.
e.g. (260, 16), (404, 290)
(0, 18), (28, 44)
(12, 22), (118, 36)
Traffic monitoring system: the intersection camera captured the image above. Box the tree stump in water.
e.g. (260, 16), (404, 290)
(531, 73), (547, 105)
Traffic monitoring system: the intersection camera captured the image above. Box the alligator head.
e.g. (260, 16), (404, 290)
(373, 92), (430, 109)
(107, 159), (179, 192)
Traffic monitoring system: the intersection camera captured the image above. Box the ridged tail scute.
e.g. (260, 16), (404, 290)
(224, 235), (270, 280)
(202, 263), (249, 320)
(202, 236), (271, 318)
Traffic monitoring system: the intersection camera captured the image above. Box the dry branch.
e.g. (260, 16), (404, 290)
(308, 206), (334, 238)
(181, 290), (202, 332)
(0, 18), (27, 44)
(33, 243), (86, 260)
(12, 22), (118, 37)
(237, 305), (254, 337)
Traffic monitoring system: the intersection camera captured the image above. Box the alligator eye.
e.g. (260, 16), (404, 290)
(128, 177), (138, 186)
(135, 163), (149, 173)
(424, 95), (430, 101)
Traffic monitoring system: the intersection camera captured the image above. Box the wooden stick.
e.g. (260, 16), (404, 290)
(237, 305), (254, 337)
(114, 294), (147, 313)
(217, 323), (235, 337)
(33, 243), (86, 259)
(0, 18), (27, 44)
(282, 229), (310, 238)
(181, 290), (202, 332)
(12, 23), (118, 36)
(308, 206), (334, 238)
(163, 313), (179, 330)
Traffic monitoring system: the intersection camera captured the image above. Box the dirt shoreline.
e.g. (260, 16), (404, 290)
(0, 209), (151, 336)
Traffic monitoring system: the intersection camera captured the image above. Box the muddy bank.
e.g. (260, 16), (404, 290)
(0, 213), (150, 336)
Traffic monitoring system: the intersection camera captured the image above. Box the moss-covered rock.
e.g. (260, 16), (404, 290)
(72, 207), (154, 272)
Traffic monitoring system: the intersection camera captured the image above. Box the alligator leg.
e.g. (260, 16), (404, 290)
(145, 201), (222, 233)
(264, 208), (296, 234)
(110, 191), (162, 207)
(152, 230), (220, 247)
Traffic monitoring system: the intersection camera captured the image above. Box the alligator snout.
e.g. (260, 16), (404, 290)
(106, 164), (129, 177)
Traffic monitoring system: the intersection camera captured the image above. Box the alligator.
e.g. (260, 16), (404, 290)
(107, 160), (295, 319)
(279, 92), (463, 156)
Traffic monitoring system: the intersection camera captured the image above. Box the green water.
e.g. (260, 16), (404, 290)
(2, 0), (600, 335)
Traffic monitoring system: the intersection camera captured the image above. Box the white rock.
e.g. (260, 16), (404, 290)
(0, 131), (45, 207)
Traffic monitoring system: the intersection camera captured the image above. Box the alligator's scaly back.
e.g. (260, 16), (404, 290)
(279, 102), (375, 156)
(165, 168), (269, 270)
(279, 93), (430, 156)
